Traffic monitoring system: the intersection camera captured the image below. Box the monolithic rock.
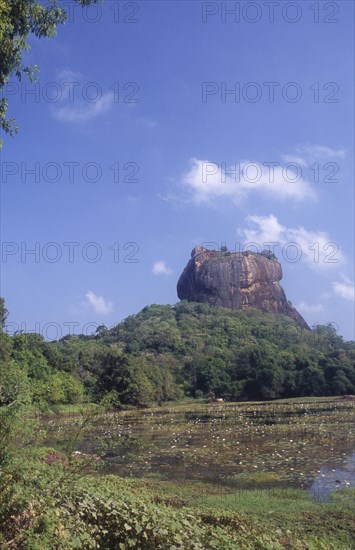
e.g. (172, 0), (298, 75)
(177, 246), (309, 329)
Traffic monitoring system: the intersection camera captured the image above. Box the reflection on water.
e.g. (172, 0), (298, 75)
(310, 451), (355, 502)
(44, 400), (355, 495)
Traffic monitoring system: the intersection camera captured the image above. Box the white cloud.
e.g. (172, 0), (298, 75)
(56, 67), (83, 81)
(242, 214), (284, 244)
(332, 276), (355, 301)
(280, 154), (307, 166)
(85, 291), (114, 315)
(50, 67), (115, 123)
(152, 260), (172, 275)
(280, 144), (347, 171)
(182, 157), (315, 205)
(241, 214), (345, 270)
(297, 301), (324, 314)
(53, 92), (114, 123)
(296, 144), (346, 159)
(177, 145), (346, 207)
(138, 117), (158, 128)
(320, 292), (332, 300)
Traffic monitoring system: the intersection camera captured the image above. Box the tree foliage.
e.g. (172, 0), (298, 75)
(2, 298), (354, 410)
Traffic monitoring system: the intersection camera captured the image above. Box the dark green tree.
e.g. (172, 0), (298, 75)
(0, 298), (12, 364)
(0, 297), (8, 330)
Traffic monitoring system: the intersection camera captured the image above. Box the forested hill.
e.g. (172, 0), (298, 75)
(2, 299), (354, 409)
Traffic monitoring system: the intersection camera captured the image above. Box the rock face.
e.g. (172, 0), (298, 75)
(177, 246), (309, 329)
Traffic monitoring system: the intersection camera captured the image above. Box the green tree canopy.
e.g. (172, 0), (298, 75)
(1, 297), (354, 406)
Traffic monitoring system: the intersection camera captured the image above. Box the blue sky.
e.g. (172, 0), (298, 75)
(1, 0), (354, 340)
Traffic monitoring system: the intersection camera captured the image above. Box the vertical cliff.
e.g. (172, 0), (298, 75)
(177, 246), (309, 329)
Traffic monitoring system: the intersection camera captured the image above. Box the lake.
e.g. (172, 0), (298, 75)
(44, 398), (355, 500)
